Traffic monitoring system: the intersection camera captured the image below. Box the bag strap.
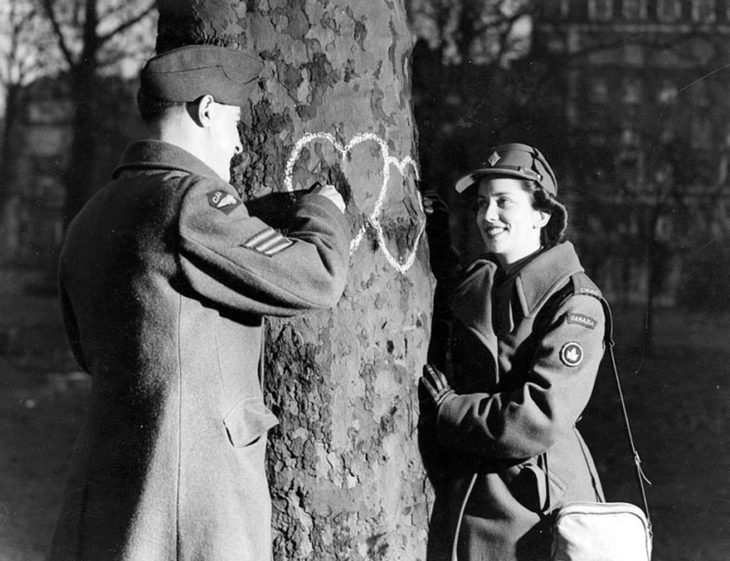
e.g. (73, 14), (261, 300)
(537, 285), (652, 529)
(598, 297), (653, 529)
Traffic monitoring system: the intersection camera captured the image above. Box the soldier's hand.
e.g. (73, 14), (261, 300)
(312, 183), (346, 214)
(421, 364), (454, 408)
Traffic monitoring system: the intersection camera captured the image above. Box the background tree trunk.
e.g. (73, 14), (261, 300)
(156, 1), (434, 559)
(63, 62), (98, 226)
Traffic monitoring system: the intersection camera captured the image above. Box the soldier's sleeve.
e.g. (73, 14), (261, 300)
(435, 293), (605, 459)
(177, 178), (350, 316)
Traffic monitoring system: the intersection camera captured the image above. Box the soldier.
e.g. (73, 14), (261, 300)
(421, 143), (605, 560)
(50, 45), (350, 561)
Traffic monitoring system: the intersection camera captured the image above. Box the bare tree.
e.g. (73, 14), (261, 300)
(0, 0), (60, 205)
(37, 0), (157, 225)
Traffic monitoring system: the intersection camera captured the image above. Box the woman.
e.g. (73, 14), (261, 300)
(421, 143), (606, 561)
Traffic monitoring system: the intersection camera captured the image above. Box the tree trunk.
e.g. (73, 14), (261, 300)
(62, 65), (97, 225)
(0, 84), (23, 206)
(62, 0), (100, 226)
(157, 2), (434, 560)
(0, 84), (24, 262)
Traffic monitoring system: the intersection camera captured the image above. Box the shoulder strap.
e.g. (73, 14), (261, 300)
(597, 297), (653, 530)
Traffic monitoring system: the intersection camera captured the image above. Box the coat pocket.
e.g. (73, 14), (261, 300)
(223, 397), (279, 448)
(506, 460), (567, 513)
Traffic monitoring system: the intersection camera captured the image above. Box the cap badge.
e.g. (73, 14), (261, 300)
(560, 342), (584, 367)
(488, 151), (501, 167)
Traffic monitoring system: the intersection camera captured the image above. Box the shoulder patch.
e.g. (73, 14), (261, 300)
(560, 342), (584, 367)
(243, 228), (293, 257)
(207, 190), (241, 214)
(566, 312), (597, 329)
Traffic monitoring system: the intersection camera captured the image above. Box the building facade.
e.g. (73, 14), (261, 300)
(0, 74), (142, 280)
(541, 0), (730, 307)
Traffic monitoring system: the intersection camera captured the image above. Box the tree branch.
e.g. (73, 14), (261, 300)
(39, 0), (76, 68)
(98, 1), (155, 46)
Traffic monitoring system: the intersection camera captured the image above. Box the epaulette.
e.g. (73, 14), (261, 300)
(570, 271), (602, 300)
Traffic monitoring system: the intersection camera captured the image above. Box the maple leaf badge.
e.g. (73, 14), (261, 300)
(559, 342), (584, 367)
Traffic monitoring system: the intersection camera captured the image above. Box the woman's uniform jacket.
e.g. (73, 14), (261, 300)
(427, 242), (605, 561)
(50, 140), (350, 561)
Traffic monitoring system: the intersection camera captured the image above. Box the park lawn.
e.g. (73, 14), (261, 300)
(0, 295), (728, 561)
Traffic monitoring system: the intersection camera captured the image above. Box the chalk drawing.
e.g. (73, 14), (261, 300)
(284, 132), (425, 274)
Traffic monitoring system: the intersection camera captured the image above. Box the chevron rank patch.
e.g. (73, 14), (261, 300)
(566, 313), (597, 329)
(560, 342), (584, 367)
(207, 190), (241, 214)
(243, 228), (293, 257)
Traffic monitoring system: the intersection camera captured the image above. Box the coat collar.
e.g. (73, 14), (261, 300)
(113, 140), (220, 180)
(449, 259), (498, 349)
(449, 242), (584, 341)
(508, 242), (583, 318)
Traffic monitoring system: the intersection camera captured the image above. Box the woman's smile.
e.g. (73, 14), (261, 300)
(476, 177), (547, 266)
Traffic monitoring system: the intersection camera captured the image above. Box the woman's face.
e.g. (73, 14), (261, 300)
(475, 177), (549, 267)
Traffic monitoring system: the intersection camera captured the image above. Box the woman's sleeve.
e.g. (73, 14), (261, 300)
(435, 293), (605, 460)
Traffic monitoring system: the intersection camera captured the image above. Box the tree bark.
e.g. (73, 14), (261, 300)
(157, 1), (433, 560)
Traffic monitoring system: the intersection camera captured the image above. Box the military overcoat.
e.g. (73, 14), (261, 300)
(427, 242), (605, 561)
(50, 140), (350, 561)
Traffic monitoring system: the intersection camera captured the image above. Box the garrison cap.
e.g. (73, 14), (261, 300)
(455, 143), (558, 196)
(139, 45), (264, 106)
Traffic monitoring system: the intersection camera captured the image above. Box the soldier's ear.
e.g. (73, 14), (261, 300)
(189, 94), (215, 128)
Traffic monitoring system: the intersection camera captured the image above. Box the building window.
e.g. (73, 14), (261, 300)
(623, 0), (647, 19)
(693, 0), (716, 21)
(659, 122), (675, 144)
(623, 44), (644, 65)
(657, 0), (682, 20)
(692, 81), (711, 107)
(622, 78), (642, 104)
(589, 77), (609, 103)
(621, 124), (640, 146)
(657, 81), (678, 104)
(588, 0), (613, 21)
(588, 132), (607, 146)
(691, 117), (713, 149)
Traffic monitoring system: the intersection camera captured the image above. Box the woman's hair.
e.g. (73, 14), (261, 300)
(523, 180), (568, 246)
(136, 89), (187, 124)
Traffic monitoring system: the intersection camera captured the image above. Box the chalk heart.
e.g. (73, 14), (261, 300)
(284, 132), (425, 274)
